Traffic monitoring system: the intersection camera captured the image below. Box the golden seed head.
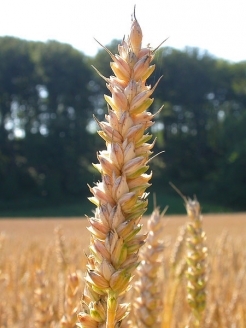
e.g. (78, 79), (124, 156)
(82, 8), (162, 327)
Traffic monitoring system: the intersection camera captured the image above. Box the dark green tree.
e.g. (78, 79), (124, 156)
(0, 37), (96, 205)
(27, 41), (96, 199)
(0, 37), (40, 200)
(1, 35), (245, 213)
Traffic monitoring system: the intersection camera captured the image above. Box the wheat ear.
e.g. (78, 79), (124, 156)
(60, 272), (80, 328)
(185, 197), (207, 328)
(34, 270), (54, 328)
(162, 224), (187, 328)
(132, 207), (165, 327)
(77, 9), (162, 328)
(55, 225), (69, 273)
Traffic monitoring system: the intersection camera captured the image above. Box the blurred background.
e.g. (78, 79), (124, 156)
(0, 0), (245, 216)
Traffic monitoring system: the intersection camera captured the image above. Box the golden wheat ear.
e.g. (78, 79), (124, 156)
(169, 183), (207, 327)
(185, 197), (207, 328)
(60, 272), (80, 328)
(77, 8), (162, 328)
(130, 207), (167, 328)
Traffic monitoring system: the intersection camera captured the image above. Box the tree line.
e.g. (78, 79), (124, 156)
(0, 36), (245, 213)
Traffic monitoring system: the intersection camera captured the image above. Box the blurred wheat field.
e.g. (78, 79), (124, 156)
(0, 212), (246, 327)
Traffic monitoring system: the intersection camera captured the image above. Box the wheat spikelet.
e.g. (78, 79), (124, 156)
(185, 197), (207, 328)
(131, 207), (165, 327)
(77, 8), (163, 328)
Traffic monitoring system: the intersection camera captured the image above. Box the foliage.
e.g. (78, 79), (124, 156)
(0, 37), (97, 206)
(0, 37), (245, 214)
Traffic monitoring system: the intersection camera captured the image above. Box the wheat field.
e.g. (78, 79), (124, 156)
(1, 10), (245, 328)
(0, 212), (245, 327)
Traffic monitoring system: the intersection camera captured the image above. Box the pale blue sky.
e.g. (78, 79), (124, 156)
(1, 0), (246, 62)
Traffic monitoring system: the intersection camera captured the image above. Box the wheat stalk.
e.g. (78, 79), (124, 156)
(77, 8), (163, 328)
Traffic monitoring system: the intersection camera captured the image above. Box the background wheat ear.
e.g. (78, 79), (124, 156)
(162, 223), (187, 328)
(185, 197), (207, 328)
(77, 7), (164, 328)
(130, 207), (166, 328)
(34, 270), (55, 328)
(60, 272), (80, 328)
(54, 225), (69, 273)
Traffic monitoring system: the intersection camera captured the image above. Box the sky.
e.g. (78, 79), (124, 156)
(1, 0), (246, 63)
